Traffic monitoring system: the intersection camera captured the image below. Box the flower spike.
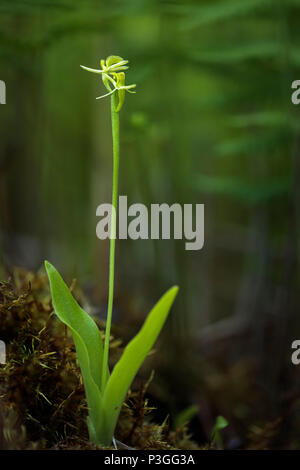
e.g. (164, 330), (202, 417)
(80, 55), (136, 112)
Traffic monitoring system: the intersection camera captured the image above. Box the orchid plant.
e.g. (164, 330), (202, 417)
(45, 55), (179, 447)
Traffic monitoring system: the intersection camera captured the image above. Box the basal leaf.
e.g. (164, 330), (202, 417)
(100, 286), (179, 442)
(45, 261), (106, 439)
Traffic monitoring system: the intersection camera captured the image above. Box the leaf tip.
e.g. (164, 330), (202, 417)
(44, 260), (53, 275)
(163, 285), (179, 309)
(170, 285), (179, 297)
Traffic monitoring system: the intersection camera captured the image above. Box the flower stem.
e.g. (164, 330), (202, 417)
(102, 92), (119, 388)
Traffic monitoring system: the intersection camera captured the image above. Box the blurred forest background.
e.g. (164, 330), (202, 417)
(0, 0), (300, 449)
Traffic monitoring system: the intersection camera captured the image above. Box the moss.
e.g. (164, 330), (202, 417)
(0, 268), (200, 450)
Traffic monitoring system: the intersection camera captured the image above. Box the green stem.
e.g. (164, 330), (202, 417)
(101, 93), (120, 389)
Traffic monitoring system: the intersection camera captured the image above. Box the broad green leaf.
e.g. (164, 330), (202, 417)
(44, 261), (106, 438)
(100, 286), (179, 443)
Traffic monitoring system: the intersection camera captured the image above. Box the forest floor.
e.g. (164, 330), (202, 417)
(0, 267), (299, 450)
(0, 267), (201, 450)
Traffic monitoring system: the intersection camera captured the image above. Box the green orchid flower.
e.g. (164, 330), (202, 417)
(80, 55), (136, 112)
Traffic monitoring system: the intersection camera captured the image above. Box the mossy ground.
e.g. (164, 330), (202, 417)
(0, 268), (201, 450)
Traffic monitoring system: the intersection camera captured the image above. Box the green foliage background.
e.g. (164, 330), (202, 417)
(0, 0), (300, 446)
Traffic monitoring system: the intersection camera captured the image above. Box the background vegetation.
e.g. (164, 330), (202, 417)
(0, 0), (300, 448)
